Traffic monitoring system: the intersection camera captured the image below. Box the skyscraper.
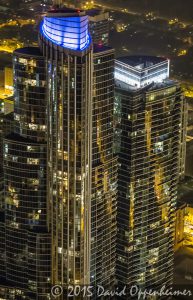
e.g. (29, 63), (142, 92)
(0, 112), (13, 210)
(39, 6), (116, 290)
(2, 47), (50, 299)
(115, 56), (186, 296)
(0, 6), (117, 299)
(53, 1), (110, 46)
(90, 44), (116, 290)
(0, 98), (14, 288)
(0, 113), (13, 288)
(39, 7), (93, 287)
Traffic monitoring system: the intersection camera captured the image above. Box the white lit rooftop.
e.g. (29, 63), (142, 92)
(115, 55), (170, 89)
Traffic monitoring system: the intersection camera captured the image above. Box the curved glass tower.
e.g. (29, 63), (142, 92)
(39, 8), (93, 286)
(3, 48), (50, 299)
(39, 7), (116, 290)
(0, 7), (117, 299)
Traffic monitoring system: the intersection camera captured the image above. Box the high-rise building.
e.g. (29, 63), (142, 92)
(0, 6), (117, 299)
(53, 1), (110, 46)
(0, 109), (14, 286)
(90, 44), (117, 290)
(115, 56), (186, 296)
(39, 6), (116, 291)
(1, 47), (50, 300)
(0, 112), (13, 210)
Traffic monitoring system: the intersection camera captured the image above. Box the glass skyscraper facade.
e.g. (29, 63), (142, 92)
(115, 56), (186, 297)
(2, 48), (50, 299)
(39, 7), (116, 291)
(0, 4), (186, 300)
(39, 9), (93, 286)
(90, 45), (117, 289)
(0, 109), (14, 285)
(0, 113), (13, 211)
(0, 6), (117, 299)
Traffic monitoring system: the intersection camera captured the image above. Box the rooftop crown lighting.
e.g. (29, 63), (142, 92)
(40, 10), (91, 51)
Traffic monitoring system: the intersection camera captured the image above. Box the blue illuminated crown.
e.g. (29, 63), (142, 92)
(40, 8), (91, 51)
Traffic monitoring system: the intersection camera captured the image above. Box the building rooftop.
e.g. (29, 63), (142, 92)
(118, 55), (167, 70)
(47, 6), (84, 17)
(115, 78), (176, 93)
(115, 55), (170, 89)
(41, 12), (91, 51)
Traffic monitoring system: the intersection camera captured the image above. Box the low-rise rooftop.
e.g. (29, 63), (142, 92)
(115, 55), (170, 89)
(118, 55), (167, 70)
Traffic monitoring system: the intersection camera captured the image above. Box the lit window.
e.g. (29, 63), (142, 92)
(149, 94), (155, 101)
(27, 158), (39, 165)
(154, 141), (163, 154)
(29, 123), (38, 130)
(58, 247), (62, 254)
(19, 58), (27, 65)
(4, 144), (8, 153)
(27, 146), (35, 152)
(24, 79), (37, 86)
(14, 113), (20, 121)
(39, 125), (46, 131)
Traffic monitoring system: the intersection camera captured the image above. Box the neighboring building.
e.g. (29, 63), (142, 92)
(1, 47), (50, 299)
(175, 178), (193, 249)
(87, 9), (109, 46)
(174, 202), (186, 250)
(115, 56), (169, 89)
(0, 97), (14, 115)
(4, 67), (13, 94)
(0, 106), (14, 285)
(2, 97), (14, 115)
(0, 112), (14, 210)
(115, 56), (185, 295)
(91, 44), (117, 289)
(185, 97), (193, 177)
